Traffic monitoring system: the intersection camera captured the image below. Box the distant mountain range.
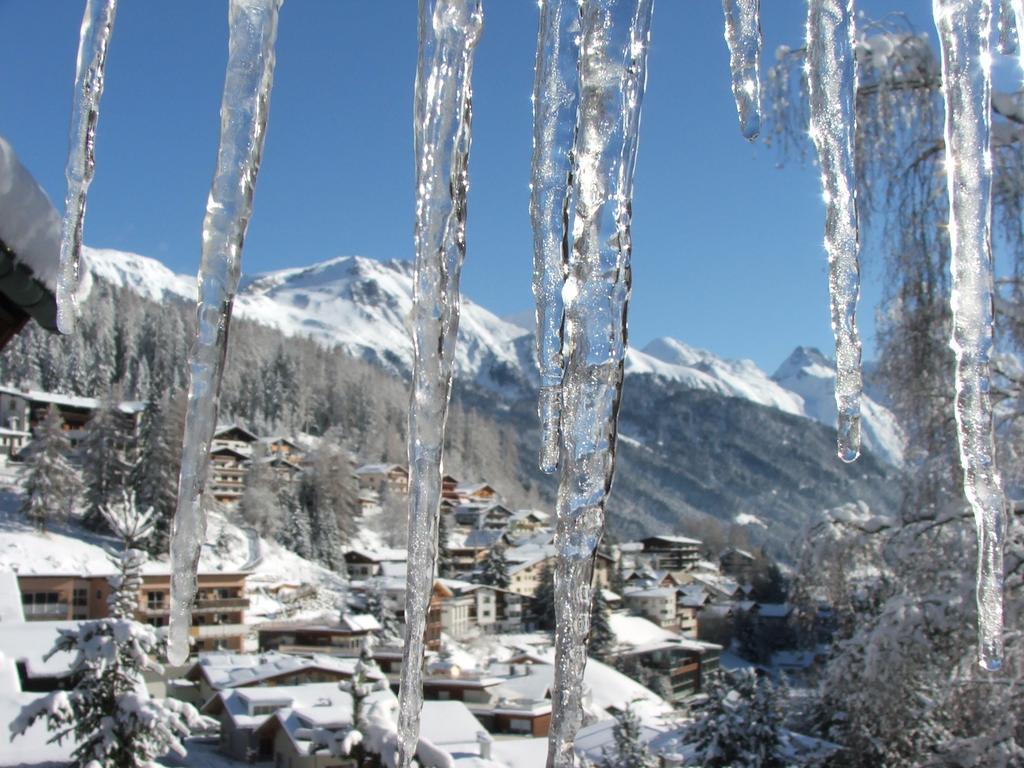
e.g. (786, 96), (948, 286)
(83, 247), (904, 550)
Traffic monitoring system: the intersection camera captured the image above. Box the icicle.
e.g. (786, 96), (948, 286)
(395, 1), (482, 765)
(999, 0), (1020, 53)
(805, 0), (863, 464)
(56, 0), (118, 334)
(547, 0), (654, 765)
(933, 0), (1006, 671)
(722, 0), (762, 140)
(167, 0), (281, 667)
(531, 0), (579, 475)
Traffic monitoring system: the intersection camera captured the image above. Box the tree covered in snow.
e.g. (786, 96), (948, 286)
(20, 404), (79, 532)
(373, 482), (409, 549)
(531, 562), (557, 630)
(238, 443), (283, 538)
(437, 512), (456, 579)
(364, 578), (402, 642)
(10, 496), (209, 767)
(588, 588), (616, 662)
(477, 544), (510, 589)
(599, 703), (656, 768)
(683, 669), (792, 768)
(328, 641), (391, 767)
(128, 389), (183, 554)
(80, 386), (131, 532)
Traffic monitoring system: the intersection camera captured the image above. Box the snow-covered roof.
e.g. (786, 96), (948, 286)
(354, 463), (405, 476)
(345, 547), (408, 563)
(195, 651), (364, 690)
(573, 716), (664, 764)
(212, 681), (356, 731)
(642, 534), (703, 546)
(623, 586), (678, 600)
(0, 136), (60, 293)
(0, 620), (79, 678)
(256, 612), (381, 635)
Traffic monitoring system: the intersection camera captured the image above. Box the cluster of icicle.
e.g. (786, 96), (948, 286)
(52, 0), (1011, 758)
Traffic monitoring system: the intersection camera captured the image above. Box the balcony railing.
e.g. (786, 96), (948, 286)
(142, 597), (248, 615)
(193, 623), (248, 639)
(23, 603), (68, 618)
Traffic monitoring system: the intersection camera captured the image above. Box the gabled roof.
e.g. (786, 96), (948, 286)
(212, 424), (260, 443)
(641, 534), (703, 547)
(354, 463), (407, 476)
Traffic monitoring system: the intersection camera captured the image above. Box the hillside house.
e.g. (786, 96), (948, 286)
(343, 548), (407, 580)
(638, 535), (703, 571)
(211, 424), (259, 455)
(208, 446), (250, 504)
(454, 482), (500, 504)
(452, 502), (514, 530)
(257, 435), (304, 464)
(257, 614), (381, 658)
(202, 681), (359, 763)
(183, 651), (373, 706)
(434, 579), (526, 637)
(354, 463), (408, 496)
(0, 386), (144, 448)
(623, 587), (678, 629)
(17, 570), (249, 653)
(719, 546), (758, 582)
(507, 551), (555, 598)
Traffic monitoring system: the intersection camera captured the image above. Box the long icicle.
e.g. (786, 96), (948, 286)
(531, 0), (580, 474)
(722, 0), (762, 140)
(932, 0), (1006, 671)
(56, 0), (118, 334)
(806, 0), (863, 464)
(167, 0), (281, 667)
(395, 1), (482, 764)
(547, 1), (654, 765)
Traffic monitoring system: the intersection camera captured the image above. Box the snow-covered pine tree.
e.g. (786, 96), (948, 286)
(20, 404), (79, 532)
(478, 544), (510, 589)
(298, 469), (344, 571)
(437, 512), (456, 578)
(364, 577), (402, 642)
(329, 640), (391, 767)
(278, 485), (313, 559)
(531, 563), (557, 630)
(684, 669), (791, 768)
(128, 391), (181, 554)
(80, 386), (130, 531)
(239, 443), (282, 538)
(588, 588), (616, 662)
(11, 490), (209, 767)
(600, 703), (657, 768)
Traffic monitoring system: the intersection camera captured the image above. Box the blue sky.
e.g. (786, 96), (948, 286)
(0, 0), (935, 371)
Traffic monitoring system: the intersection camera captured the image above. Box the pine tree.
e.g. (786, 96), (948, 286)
(600, 704), (657, 768)
(364, 578), (402, 642)
(329, 641), (391, 767)
(478, 544), (510, 589)
(81, 388), (130, 531)
(11, 492), (208, 767)
(129, 391), (182, 554)
(685, 669), (790, 768)
(531, 563), (557, 630)
(20, 405), (79, 532)
(239, 444), (282, 538)
(588, 589), (616, 662)
(437, 512), (456, 578)
(279, 485), (313, 559)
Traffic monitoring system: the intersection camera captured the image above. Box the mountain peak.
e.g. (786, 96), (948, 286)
(773, 346), (835, 381)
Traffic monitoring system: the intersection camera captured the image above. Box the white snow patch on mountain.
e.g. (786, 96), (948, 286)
(772, 346), (905, 466)
(626, 337), (807, 417)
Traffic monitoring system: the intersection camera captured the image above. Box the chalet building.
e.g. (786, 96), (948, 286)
(202, 681), (357, 763)
(354, 463), (409, 496)
(623, 587), (678, 629)
(256, 614), (381, 657)
(454, 482), (500, 504)
(0, 386), (144, 448)
(210, 424), (259, 455)
(0, 426), (29, 457)
(507, 551), (555, 598)
(183, 651), (374, 707)
(434, 579), (526, 638)
(17, 570), (250, 653)
(637, 535), (703, 571)
(609, 614), (722, 702)
(440, 473), (460, 502)
(343, 548), (407, 580)
(677, 586), (711, 638)
(256, 435), (304, 464)
(254, 454), (302, 485)
(507, 509), (550, 532)
(446, 528), (507, 574)
(452, 502), (514, 530)
(719, 546), (758, 582)
(208, 446), (249, 504)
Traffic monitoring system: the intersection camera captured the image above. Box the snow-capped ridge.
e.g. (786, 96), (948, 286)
(772, 346), (905, 466)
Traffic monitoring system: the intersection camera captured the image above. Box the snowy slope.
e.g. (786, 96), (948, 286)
(772, 346), (904, 466)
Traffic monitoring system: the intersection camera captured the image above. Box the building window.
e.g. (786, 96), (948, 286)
(73, 588), (88, 607)
(147, 591), (165, 610)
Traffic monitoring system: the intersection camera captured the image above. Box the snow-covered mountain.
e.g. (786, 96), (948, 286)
(772, 346), (904, 466)
(84, 247), (903, 466)
(84, 247), (533, 394)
